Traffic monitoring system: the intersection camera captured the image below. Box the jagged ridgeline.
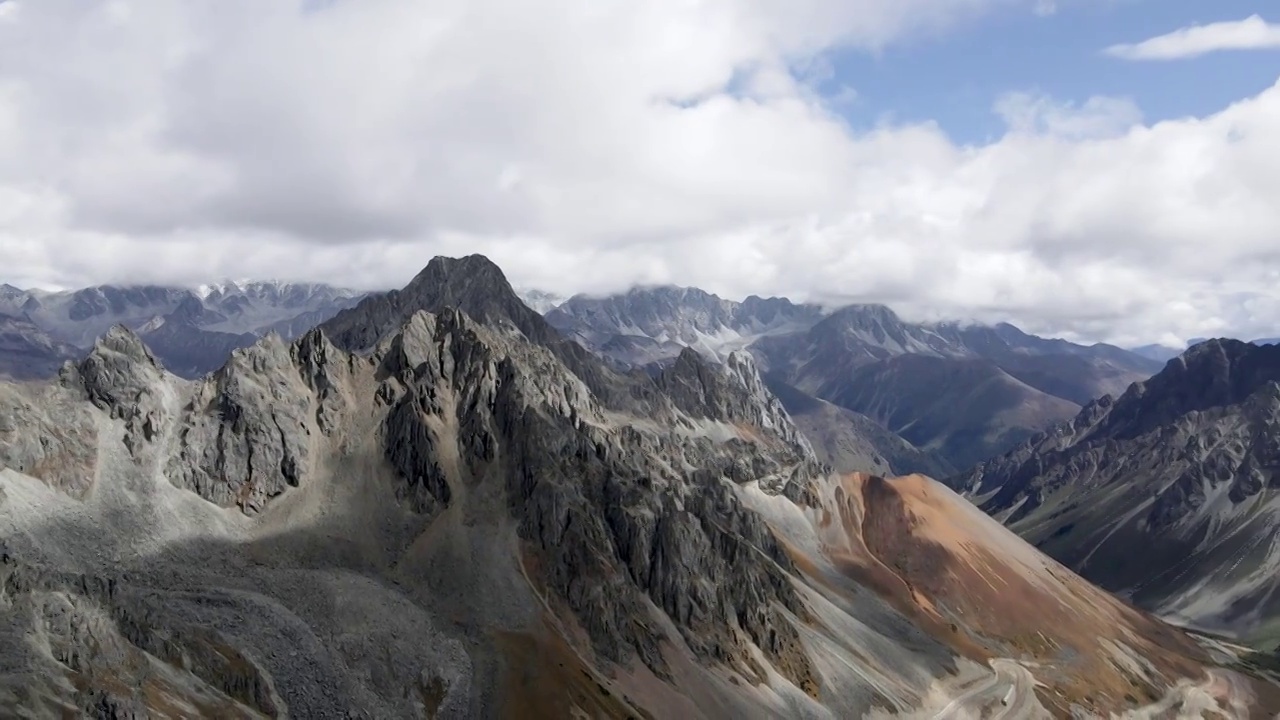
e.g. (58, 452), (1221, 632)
(951, 338), (1280, 650)
(0, 255), (1272, 718)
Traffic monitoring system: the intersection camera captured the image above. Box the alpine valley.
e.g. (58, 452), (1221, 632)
(0, 256), (1276, 719)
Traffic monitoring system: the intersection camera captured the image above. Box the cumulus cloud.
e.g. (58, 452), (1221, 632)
(0, 0), (1278, 347)
(1105, 15), (1280, 61)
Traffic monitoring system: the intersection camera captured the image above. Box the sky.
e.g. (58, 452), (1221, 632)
(0, 0), (1278, 347)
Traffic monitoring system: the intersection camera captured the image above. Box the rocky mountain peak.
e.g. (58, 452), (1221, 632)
(84, 325), (161, 371)
(324, 254), (558, 353)
(407, 254), (514, 302)
(1176, 336), (1256, 367)
(62, 325), (166, 455)
(658, 348), (815, 470)
(1, 259), (1269, 718)
(0, 284), (27, 304)
(737, 294), (822, 326)
(1096, 338), (1280, 442)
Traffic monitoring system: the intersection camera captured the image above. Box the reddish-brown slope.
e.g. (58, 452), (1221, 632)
(808, 472), (1234, 716)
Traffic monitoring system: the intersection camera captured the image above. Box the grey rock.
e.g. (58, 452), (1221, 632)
(63, 326), (166, 457)
(167, 335), (313, 513)
(0, 384), (98, 498)
(949, 338), (1280, 641)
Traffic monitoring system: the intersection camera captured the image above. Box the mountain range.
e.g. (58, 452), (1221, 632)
(547, 288), (1162, 471)
(2, 276), (1165, 481)
(0, 282), (366, 379)
(0, 254), (1271, 718)
(951, 338), (1280, 652)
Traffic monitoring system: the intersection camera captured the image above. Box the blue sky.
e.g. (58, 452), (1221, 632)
(829, 1), (1280, 143)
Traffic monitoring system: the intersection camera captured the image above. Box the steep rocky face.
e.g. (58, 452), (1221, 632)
(950, 339), (1280, 645)
(0, 258), (1268, 719)
(64, 327), (169, 456)
(0, 385), (98, 498)
(658, 349), (811, 454)
(0, 306), (832, 715)
(166, 336), (317, 514)
(323, 255), (554, 351)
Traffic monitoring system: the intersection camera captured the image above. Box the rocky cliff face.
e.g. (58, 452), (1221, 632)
(950, 339), (1280, 645)
(0, 259), (1264, 719)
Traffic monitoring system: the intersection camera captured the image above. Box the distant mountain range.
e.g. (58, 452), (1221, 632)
(546, 286), (1162, 471)
(950, 338), (1280, 648)
(0, 282), (366, 379)
(0, 276), (1183, 476)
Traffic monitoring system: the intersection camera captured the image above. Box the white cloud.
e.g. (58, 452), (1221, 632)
(994, 92), (1142, 139)
(0, 0), (1277, 347)
(1105, 14), (1280, 61)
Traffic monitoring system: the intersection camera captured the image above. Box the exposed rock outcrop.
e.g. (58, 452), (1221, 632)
(62, 327), (167, 457)
(0, 385), (98, 498)
(166, 336), (314, 513)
